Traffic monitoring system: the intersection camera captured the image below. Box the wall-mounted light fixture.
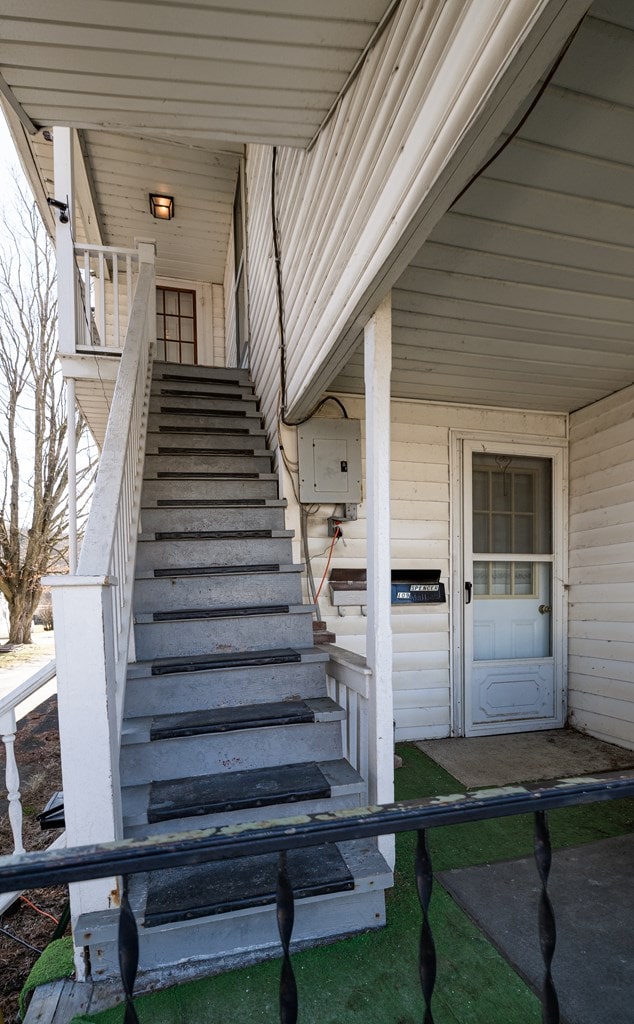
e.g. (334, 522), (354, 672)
(149, 193), (174, 220)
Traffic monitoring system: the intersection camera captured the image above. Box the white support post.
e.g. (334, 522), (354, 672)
(364, 291), (395, 869)
(48, 576), (124, 955)
(53, 127), (77, 356)
(67, 377), (78, 573)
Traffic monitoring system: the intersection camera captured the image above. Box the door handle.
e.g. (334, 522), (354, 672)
(465, 581), (473, 605)
(538, 604), (552, 615)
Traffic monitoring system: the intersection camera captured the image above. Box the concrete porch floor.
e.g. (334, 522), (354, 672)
(416, 727), (634, 789)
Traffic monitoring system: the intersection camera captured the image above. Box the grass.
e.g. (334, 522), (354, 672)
(56, 744), (634, 1024)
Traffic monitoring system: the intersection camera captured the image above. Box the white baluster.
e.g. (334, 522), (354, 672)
(1, 708), (25, 854)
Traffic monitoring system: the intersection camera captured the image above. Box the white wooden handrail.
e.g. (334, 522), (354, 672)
(0, 658), (65, 914)
(45, 241), (155, 938)
(0, 659), (56, 718)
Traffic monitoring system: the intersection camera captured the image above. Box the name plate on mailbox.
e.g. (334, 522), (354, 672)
(391, 570), (446, 605)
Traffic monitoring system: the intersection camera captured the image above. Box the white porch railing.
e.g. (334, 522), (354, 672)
(325, 646), (370, 785)
(46, 244), (155, 945)
(0, 660), (66, 914)
(73, 243), (140, 353)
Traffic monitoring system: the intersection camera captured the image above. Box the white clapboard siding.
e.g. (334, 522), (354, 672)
(568, 383), (634, 751)
(295, 394), (565, 741)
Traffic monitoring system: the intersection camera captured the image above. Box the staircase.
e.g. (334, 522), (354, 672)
(81, 362), (390, 984)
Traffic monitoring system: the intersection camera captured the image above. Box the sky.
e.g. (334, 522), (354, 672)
(0, 111), (24, 198)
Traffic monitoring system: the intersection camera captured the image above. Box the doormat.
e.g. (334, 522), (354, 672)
(437, 834), (634, 1024)
(416, 730), (634, 788)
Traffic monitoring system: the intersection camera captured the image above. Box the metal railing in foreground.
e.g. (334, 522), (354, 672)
(1, 770), (632, 1024)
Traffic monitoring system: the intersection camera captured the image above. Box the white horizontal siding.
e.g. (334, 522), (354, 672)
(568, 384), (634, 750)
(288, 394), (565, 741)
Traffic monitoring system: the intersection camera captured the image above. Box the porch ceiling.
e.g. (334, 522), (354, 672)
(23, 127), (241, 282)
(0, 1), (393, 148)
(0, 0), (394, 284)
(332, 0), (634, 416)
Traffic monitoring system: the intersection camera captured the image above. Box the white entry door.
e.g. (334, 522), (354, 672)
(462, 442), (565, 735)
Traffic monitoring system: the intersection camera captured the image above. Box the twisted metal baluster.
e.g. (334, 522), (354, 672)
(118, 876), (140, 1024)
(534, 811), (559, 1024)
(277, 850), (298, 1024)
(415, 829), (437, 1024)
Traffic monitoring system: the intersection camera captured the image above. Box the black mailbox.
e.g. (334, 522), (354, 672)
(391, 569), (446, 605)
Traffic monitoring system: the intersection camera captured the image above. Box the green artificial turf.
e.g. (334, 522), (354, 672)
(63, 744), (632, 1024)
(20, 937), (75, 1017)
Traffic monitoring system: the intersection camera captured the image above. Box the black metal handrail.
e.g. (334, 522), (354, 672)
(2, 768), (633, 1024)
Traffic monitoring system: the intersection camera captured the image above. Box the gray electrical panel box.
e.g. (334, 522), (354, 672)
(298, 419), (362, 503)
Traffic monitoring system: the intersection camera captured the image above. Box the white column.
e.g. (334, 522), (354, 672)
(66, 378), (78, 573)
(46, 575), (123, 976)
(364, 291), (394, 868)
(53, 127), (77, 356)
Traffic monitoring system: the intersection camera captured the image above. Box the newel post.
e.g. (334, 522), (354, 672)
(364, 291), (395, 868)
(45, 574), (124, 968)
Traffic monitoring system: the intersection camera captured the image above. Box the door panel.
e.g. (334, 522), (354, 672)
(462, 444), (562, 735)
(156, 286), (198, 365)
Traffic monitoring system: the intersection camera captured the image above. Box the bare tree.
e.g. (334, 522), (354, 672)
(0, 183), (93, 644)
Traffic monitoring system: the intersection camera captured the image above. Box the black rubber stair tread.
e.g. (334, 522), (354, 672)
(159, 371), (251, 386)
(154, 529), (273, 540)
(156, 389), (249, 401)
(148, 760), (332, 822)
(152, 603), (289, 622)
(156, 447), (260, 456)
(153, 562), (279, 578)
(157, 425), (252, 435)
(150, 699), (315, 740)
(157, 471), (259, 479)
(149, 647), (302, 675)
(144, 843), (353, 925)
(156, 498), (267, 506)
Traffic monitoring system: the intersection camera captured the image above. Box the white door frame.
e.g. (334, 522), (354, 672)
(450, 430), (568, 736)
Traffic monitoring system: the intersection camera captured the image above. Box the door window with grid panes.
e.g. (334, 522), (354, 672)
(156, 287), (197, 365)
(472, 454), (552, 599)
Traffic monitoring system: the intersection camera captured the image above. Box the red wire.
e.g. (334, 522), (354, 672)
(314, 527), (340, 603)
(19, 895), (59, 924)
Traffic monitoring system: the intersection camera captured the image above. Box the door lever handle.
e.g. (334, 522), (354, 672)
(465, 581), (473, 605)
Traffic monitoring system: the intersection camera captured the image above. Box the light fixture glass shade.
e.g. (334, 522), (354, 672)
(149, 193), (174, 220)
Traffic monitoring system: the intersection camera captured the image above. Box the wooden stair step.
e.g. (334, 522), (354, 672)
(149, 697), (340, 740)
(157, 406), (250, 418)
(148, 759), (337, 821)
(144, 843), (354, 926)
(147, 647), (304, 676)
